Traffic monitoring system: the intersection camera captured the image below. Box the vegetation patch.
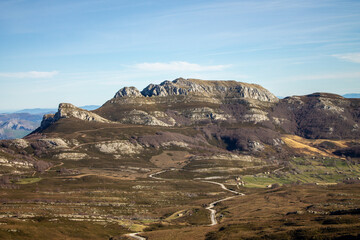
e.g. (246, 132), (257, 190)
(16, 177), (42, 184)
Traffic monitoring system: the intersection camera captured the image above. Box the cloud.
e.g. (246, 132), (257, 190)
(0, 71), (59, 78)
(285, 72), (360, 82)
(333, 53), (360, 63)
(133, 61), (230, 72)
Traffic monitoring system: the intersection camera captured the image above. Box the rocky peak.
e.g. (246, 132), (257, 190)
(39, 103), (110, 130)
(114, 87), (142, 98)
(57, 103), (110, 122)
(140, 78), (278, 102)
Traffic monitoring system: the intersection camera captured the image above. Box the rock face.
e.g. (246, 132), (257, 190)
(94, 140), (143, 155)
(39, 103), (110, 129)
(56, 103), (110, 122)
(38, 138), (68, 149)
(140, 78), (278, 102)
(54, 152), (88, 160)
(114, 87), (142, 98)
(122, 110), (175, 127)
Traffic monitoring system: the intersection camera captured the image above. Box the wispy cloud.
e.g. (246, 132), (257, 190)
(333, 53), (360, 63)
(0, 71), (59, 78)
(285, 72), (360, 82)
(133, 61), (230, 72)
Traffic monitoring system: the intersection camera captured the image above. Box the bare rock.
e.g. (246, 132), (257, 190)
(40, 103), (111, 129)
(141, 78), (278, 102)
(114, 87), (142, 98)
(95, 140), (143, 155)
(11, 139), (29, 148)
(38, 138), (68, 149)
(122, 110), (174, 126)
(54, 152), (88, 160)
(243, 108), (269, 123)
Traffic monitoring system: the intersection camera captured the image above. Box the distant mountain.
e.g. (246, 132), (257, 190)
(0, 118), (40, 140)
(79, 105), (101, 111)
(15, 108), (57, 114)
(0, 113), (44, 123)
(343, 93), (360, 98)
(14, 105), (100, 114)
(0, 105), (100, 139)
(0, 113), (43, 139)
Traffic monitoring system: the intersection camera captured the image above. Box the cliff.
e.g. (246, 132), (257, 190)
(113, 78), (278, 102)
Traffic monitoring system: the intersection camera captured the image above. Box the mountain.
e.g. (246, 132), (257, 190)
(0, 113), (44, 139)
(79, 105), (101, 111)
(0, 118), (39, 140)
(15, 108), (57, 114)
(0, 105), (100, 140)
(0, 78), (359, 239)
(33, 78), (359, 156)
(343, 93), (360, 98)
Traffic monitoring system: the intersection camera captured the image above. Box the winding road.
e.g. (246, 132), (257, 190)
(125, 169), (245, 239)
(125, 232), (146, 240)
(201, 180), (244, 226)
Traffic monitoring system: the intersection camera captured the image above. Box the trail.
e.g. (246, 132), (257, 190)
(32, 161), (64, 176)
(46, 161), (64, 171)
(148, 169), (174, 180)
(205, 196), (237, 226)
(124, 232), (146, 240)
(201, 180), (244, 196)
(201, 181), (244, 226)
(125, 169), (245, 239)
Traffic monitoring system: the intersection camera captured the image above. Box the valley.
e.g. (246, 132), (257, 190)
(0, 78), (359, 239)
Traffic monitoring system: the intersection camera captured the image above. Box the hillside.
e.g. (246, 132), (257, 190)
(0, 78), (359, 240)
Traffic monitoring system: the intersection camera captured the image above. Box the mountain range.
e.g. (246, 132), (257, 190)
(0, 78), (359, 239)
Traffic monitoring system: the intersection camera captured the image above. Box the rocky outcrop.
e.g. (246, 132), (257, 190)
(140, 78), (278, 102)
(39, 103), (110, 129)
(38, 138), (68, 149)
(183, 107), (228, 121)
(95, 140), (143, 155)
(0, 157), (33, 168)
(114, 87), (142, 98)
(54, 152), (88, 160)
(121, 110), (175, 127)
(11, 139), (29, 148)
(243, 108), (269, 123)
(56, 103), (110, 122)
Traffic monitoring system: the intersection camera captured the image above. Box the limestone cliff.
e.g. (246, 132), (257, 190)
(140, 78), (278, 102)
(114, 87), (142, 98)
(112, 78), (278, 102)
(40, 103), (110, 129)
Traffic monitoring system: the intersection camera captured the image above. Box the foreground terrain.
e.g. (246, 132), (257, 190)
(0, 78), (359, 239)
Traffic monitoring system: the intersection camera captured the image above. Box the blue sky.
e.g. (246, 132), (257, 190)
(0, 0), (360, 110)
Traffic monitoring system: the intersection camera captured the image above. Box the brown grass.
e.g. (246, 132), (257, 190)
(281, 134), (350, 157)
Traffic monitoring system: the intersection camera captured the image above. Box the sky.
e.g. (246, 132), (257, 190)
(0, 0), (360, 111)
